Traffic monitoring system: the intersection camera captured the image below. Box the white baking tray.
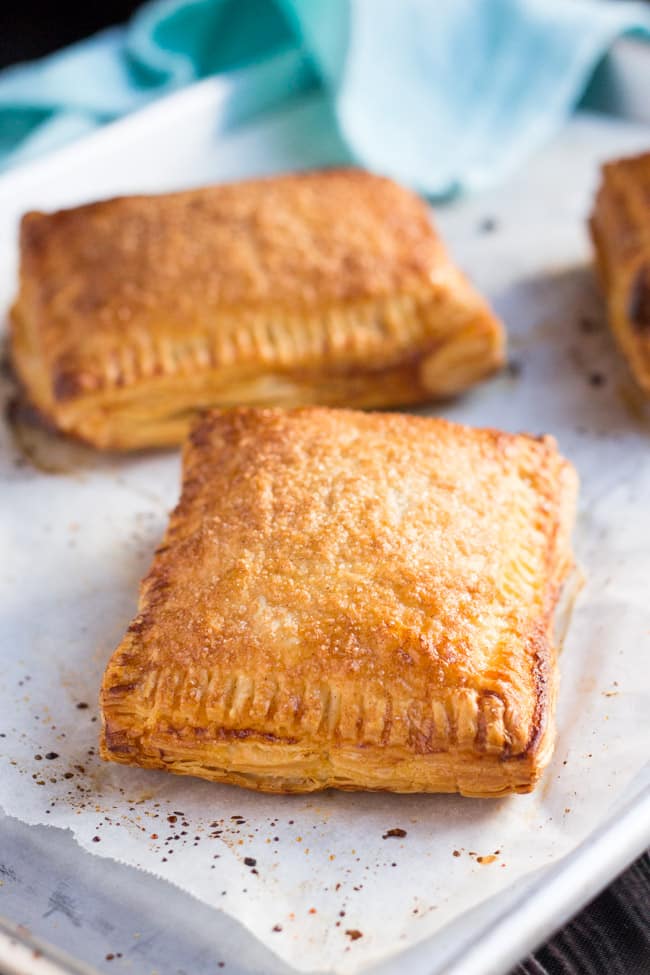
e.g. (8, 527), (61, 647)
(0, 54), (649, 975)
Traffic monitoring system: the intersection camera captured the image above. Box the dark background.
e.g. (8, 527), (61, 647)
(0, 2), (141, 68)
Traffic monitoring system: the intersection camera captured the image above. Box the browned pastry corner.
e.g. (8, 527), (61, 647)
(100, 407), (578, 796)
(590, 150), (650, 393)
(10, 169), (504, 449)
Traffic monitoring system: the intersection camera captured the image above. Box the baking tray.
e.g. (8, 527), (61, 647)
(1, 54), (649, 975)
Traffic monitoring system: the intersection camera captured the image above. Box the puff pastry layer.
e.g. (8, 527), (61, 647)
(11, 169), (504, 449)
(590, 151), (650, 392)
(100, 407), (577, 796)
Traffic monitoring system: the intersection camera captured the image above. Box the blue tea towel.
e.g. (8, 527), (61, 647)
(0, 0), (649, 196)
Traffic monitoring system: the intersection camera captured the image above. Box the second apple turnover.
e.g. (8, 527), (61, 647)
(11, 169), (504, 449)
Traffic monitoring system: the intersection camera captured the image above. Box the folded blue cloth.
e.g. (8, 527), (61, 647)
(1, 0), (649, 196)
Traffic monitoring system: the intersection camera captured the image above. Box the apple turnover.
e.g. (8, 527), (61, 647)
(100, 407), (577, 796)
(590, 150), (650, 392)
(11, 169), (504, 449)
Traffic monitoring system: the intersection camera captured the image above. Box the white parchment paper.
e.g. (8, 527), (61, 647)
(1, 103), (649, 974)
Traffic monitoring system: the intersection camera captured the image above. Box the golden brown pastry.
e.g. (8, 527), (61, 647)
(11, 169), (504, 449)
(100, 407), (578, 796)
(590, 151), (650, 393)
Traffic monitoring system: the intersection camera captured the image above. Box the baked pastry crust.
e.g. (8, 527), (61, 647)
(11, 169), (504, 449)
(100, 407), (577, 796)
(590, 151), (650, 392)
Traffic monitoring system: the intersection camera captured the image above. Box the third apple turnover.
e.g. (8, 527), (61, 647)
(590, 150), (650, 392)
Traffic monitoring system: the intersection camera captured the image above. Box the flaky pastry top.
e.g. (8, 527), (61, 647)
(104, 408), (577, 760)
